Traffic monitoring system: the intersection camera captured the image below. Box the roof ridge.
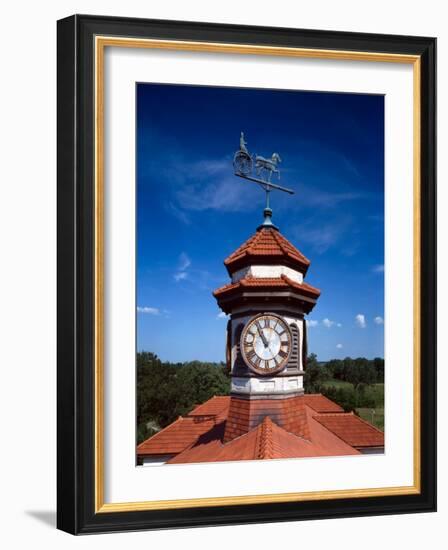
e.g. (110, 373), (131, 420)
(314, 412), (354, 417)
(273, 230), (309, 260)
(256, 416), (276, 459)
(271, 229), (290, 256)
(281, 274), (315, 286)
(280, 273), (297, 286)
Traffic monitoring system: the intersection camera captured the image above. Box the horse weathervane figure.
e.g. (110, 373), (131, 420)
(233, 132), (294, 229)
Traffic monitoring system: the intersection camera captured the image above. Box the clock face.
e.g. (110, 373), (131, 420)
(240, 313), (292, 375)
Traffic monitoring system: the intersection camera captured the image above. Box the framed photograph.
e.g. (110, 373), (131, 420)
(57, 15), (436, 534)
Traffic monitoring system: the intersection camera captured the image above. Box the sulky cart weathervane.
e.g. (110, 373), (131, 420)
(233, 132), (294, 229)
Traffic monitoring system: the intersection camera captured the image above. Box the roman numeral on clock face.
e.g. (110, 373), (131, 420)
(241, 313), (292, 374)
(246, 348), (256, 360)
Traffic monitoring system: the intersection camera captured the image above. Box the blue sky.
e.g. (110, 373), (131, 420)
(136, 83), (384, 362)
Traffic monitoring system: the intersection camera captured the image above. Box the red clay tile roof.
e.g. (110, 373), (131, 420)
(137, 416), (217, 457)
(302, 406), (362, 456)
(213, 274), (320, 300)
(301, 394), (344, 413)
(137, 397), (230, 457)
(314, 412), (384, 448)
(168, 413), (359, 464)
(187, 396), (230, 420)
(224, 227), (310, 275)
(138, 395), (382, 463)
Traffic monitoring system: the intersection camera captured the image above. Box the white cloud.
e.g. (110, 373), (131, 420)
(178, 252), (191, 271)
(292, 220), (351, 255)
(336, 323), (342, 327)
(137, 306), (160, 315)
(166, 202), (191, 225)
(307, 320), (319, 328)
(216, 312), (227, 320)
(174, 271), (188, 282)
(374, 316), (384, 325)
(297, 181), (370, 209)
(322, 318), (335, 328)
(355, 314), (366, 328)
(373, 264), (384, 273)
(174, 252), (191, 282)
(173, 159), (263, 214)
(336, 343), (343, 349)
(191, 158), (230, 176)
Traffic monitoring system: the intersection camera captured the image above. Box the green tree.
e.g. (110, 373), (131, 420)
(326, 359), (344, 380)
(373, 357), (385, 383)
(136, 352), (230, 444)
(304, 353), (331, 393)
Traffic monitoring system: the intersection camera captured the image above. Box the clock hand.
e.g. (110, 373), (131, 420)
(255, 322), (269, 348)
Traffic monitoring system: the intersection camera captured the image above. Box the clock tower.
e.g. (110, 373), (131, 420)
(212, 133), (320, 442)
(213, 207), (320, 441)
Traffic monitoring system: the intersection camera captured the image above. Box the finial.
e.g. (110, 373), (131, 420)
(258, 189), (278, 230)
(258, 207), (278, 230)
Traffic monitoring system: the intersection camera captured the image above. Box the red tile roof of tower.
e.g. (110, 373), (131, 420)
(213, 274), (320, 299)
(223, 227), (310, 275)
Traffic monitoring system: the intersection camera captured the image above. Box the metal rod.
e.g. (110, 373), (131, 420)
(234, 172), (295, 194)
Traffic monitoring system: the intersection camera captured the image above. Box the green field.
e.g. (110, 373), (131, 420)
(321, 379), (353, 390)
(364, 383), (384, 405)
(357, 408), (384, 431)
(323, 379), (384, 404)
(321, 379), (384, 431)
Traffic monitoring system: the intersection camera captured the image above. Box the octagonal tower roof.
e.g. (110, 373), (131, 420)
(224, 226), (310, 276)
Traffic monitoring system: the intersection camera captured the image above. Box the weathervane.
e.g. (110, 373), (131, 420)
(233, 132), (294, 229)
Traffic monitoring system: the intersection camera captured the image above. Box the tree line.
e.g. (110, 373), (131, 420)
(304, 354), (384, 391)
(304, 354), (384, 412)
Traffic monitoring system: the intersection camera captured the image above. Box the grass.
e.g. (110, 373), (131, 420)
(356, 407), (384, 431)
(364, 383), (384, 406)
(321, 379), (385, 431)
(321, 379), (353, 390)
(323, 379), (384, 406)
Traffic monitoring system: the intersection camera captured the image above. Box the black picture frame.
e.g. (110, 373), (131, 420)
(57, 14), (436, 535)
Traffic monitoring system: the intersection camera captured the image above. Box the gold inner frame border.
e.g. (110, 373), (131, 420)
(94, 35), (421, 513)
